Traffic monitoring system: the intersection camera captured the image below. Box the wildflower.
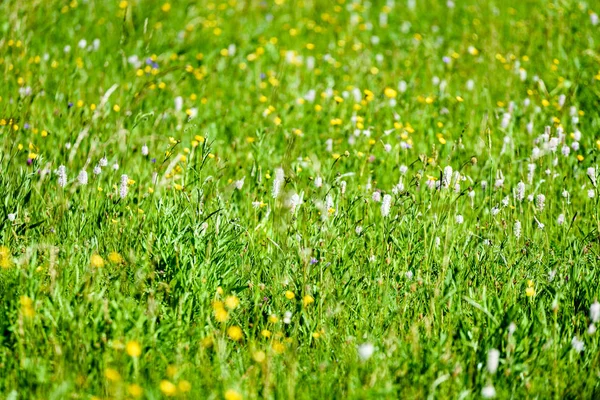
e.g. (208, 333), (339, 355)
(57, 165), (67, 187)
(358, 343), (375, 361)
(571, 336), (584, 353)
(128, 384), (144, 398)
(272, 168), (284, 198)
(99, 157), (108, 167)
(225, 295), (239, 310)
(481, 385), (496, 399)
(314, 176), (323, 188)
(93, 165), (101, 175)
(77, 169), (88, 185)
(7, 213), (16, 222)
(285, 290), (295, 300)
(535, 194), (545, 211)
(0, 246), (12, 269)
(587, 167), (597, 187)
(372, 191), (381, 202)
(588, 189), (595, 199)
(227, 326), (243, 341)
(160, 380), (177, 396)
(120, 174), (129, 199)
(283, 311), (292, 324)
(557, 214), (565, 225)
(590, 301), (600, 323)
(303, 295), (314, 306)
(455, 215), (464, 224)
(515, 181), (525, 201)
(108, 252), (122, 263)
(104, 368), (121, 382)
(141, 144), (149, 156)
(126, 340), (142, 357)
(381, 194), (392, 217)
(525, 280), (535, 297)
(253, 350), (266, 363)
(487, 349), (500, 374)
(224, 389), (243, 400)
(90, 254), (104, 268)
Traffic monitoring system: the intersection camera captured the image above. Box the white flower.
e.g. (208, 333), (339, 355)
(481, 385), (496, 398)
(234, 177), (245, 190)
(590, 301), (600, 323)
(381, 194), (392, 217)
(513, 220), (521, 238)
(99, 157), (108, 167)
(372, 191), (381, 202)
(283, 311), (292, 324)
(557, 214), (565, 225)
(355, 225), (363, 235)
(314, 176), (323, 188)
(93, 165), (101, 175)
(272, 168), (284, 199)
(119, 174), (129, 199)
(536, 194), (546, 211)
(289, 192), (303, 214)
(588, 324), (597, 335)
(455, 215), (464, 224)
(399, 165), (408, 175)
(7, 213), (16, 222)
(77, 169), (88, 185)
(57, 165), (67, 188)
(358, 343), (375, 361)
(141, 144), (149, 156)
(174, 96), (183, 112)
(588, 189), (595, 199)
(571, 336), (584, 353)
(487, 349), (500, 374)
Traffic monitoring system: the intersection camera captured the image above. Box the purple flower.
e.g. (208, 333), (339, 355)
(68, 102), (74, 108)
(310, 258), (318, 264)
(443, 56), (451, 64)
(24, 123), (30, 130)
(146, 58), (153, 65)
(27, 159), (33, 165)
(260, 73), (266, 80)
(151, 158), (156, 163)
(152, 62), (159, 69)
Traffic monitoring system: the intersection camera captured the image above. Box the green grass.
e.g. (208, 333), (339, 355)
(1, 0), (600, 398)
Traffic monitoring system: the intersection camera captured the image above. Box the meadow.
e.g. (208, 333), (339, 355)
(1, 0), (600, 398)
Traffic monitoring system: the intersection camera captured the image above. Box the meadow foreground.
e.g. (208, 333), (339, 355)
(1, 0), (600, 398)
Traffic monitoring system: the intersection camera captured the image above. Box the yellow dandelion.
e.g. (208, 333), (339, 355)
(104, 368), (121, 382)
(227, 326), (243, 341)
(160, 380), (177, 396)
(90, 254), (104, 268)
(224, 389), (243, 400)
(126, 340), (142, 358)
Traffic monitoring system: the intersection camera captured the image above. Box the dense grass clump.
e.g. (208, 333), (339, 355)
(1, 0), (600, 398)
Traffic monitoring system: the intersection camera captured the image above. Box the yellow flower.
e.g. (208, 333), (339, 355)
(253, 350), (266, 363)
(161, 3), (171, 12)
(224, 389), (243, 400)
(160, 380), (177, 396)
(225, 295), (240, 310)
(128, 384), (144, 398)
(126, 340), (142, 357)
(526, 287), (536, 297)
(213, 301), (229, 322)
(108, 252), (122, 264)
(0, 246), (11, 269)
(384, 87), (397, 98)
(303, 295), (314, 307)
(285, 291), (295, 300)
(178, 380), (192, 393)
(261, 329), (272, 338)
(90, 254), (104, 268)
(227, 326), (243, 341)
(104, 368), (121, 382)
